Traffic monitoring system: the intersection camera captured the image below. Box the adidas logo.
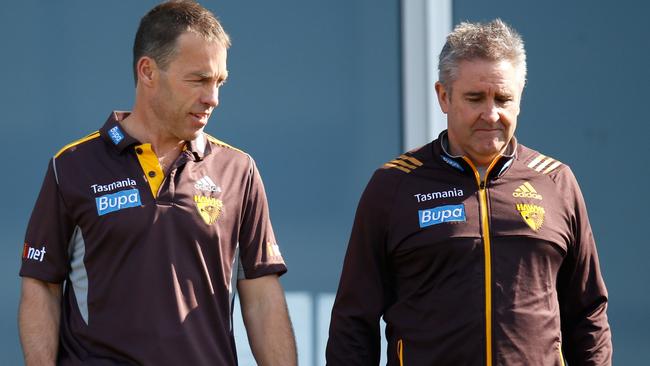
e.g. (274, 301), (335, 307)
(195, 175), (221, 192)
(512, 182), (542, 200)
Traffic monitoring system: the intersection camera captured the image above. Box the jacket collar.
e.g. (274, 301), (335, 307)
(434, 130), (517, 180)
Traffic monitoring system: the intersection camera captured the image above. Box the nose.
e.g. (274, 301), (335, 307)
(201, 84), (219, 108)
(481, 101), (500, 124)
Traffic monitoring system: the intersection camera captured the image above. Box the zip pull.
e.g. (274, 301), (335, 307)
(397, 339), (404, 366)
(480, 181), (486, 190)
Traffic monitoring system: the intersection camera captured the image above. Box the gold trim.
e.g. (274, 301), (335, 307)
(391, 159), (417, 170)
(399, 154), (423, 167)
(205, 134), (245, 154)
(523, 182), (537, 193)
(462, 157), (499, 366)
(384, 163), (410, 173)
(397, 339), (404, 366)
(527, 154), (545, 169)
(534, 157), (555, 172)
(54, 131), (101, 158)
(135, 143), (164, 198)
(543, 161), (562, 174)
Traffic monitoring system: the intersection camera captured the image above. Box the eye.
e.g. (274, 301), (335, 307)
(495, 97), (513, 105)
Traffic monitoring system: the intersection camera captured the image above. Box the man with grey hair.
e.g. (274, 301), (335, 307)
(327, 19), (611, 365)
(18, 1), (297, 365)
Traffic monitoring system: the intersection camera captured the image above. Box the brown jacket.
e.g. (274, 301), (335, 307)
(327, 132), (611, 365)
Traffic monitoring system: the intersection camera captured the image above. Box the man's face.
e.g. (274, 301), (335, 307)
(435, 59), (524, 167)
(150, 32), (228, 141)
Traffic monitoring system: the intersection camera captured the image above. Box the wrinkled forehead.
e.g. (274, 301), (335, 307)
(160, 35), (228, 84)
(457, 58), (525, 86)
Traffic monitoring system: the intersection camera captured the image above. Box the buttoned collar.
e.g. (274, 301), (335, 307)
(99, 111), (211, 161)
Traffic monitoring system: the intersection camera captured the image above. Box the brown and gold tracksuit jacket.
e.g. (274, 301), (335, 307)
(326, 131), (611, 366)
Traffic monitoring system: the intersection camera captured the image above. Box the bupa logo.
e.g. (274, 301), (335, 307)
(418, 204), (466, 228)
(96, 188), (141, 216)
(108, 126), (124, 145)
(22, 243), (46, 262)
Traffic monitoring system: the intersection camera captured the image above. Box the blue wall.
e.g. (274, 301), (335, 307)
(454, 1), (650, 364)
(1, 0), (646, 365)
(0, 1), (401, 365)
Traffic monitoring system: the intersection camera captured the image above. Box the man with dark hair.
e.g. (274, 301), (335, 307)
(18, 1), (297, 365)
(326, 19), (612, 365)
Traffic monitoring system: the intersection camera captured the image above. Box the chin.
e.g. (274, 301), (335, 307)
(187, 127), (205, 140)
(473, 145), (502, 159)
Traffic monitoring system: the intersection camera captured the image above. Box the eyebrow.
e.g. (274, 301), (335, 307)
(463, 91), (485, 98)
(463, 91), (514, 99)
(188, 71), (229, 81)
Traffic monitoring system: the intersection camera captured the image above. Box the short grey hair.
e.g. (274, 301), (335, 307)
(438, 19), (526, 89)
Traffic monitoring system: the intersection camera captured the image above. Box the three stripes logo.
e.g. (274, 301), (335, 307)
(383, 154), (423, 173)
(512, 182), (543, 200)
(527, 154), (562, 174)
(513, 181), (545, 231)
(195, 175), (221, 193)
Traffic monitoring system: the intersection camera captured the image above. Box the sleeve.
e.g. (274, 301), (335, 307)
(19, 159), (74, 283)
(326, 170), (395, 365)
(557, 167), (612, 365)
(237, 156), (287, 279)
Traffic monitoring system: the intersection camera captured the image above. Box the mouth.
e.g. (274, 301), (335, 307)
(474, 127), (503, 133)
(190, 112), (211, 124)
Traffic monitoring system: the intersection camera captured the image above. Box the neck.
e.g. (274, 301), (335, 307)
(121, 107), (186, 174)
(121, 106), (184, 159)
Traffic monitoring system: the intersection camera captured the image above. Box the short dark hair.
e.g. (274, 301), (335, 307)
(132, 0), (231, 84)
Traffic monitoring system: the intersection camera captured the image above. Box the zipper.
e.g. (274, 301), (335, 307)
(462, 157), (499, 366)
(557, 342), (566, 366)
(397, 339), (404, 366)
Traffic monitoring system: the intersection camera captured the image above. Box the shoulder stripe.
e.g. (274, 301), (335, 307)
(543, 160), (562, 174)
(526, 153), (564, 175)
(390, 159), (417, 170)
(55, 131), (101, 158)
(399, 154), (423, 167)
(534, 157), (554, 172)
(383, 154), (424, 174)
(205, 134), (246, 155)
(383, 162), (410, 173)
(527, 154), (546, 169)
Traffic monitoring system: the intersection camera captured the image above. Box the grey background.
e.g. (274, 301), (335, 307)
(1, 0), (647, 365)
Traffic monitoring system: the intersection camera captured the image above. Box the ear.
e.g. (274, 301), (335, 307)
(136, 56), (157, 87)
(435, 81), (450, 114)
